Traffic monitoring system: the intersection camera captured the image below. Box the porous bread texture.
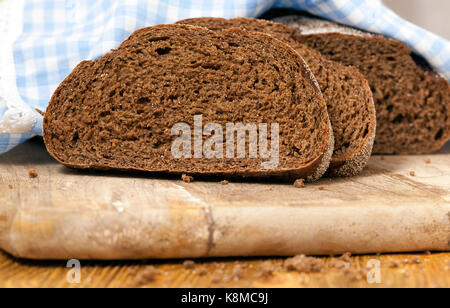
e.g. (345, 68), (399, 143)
(44, 24), (333, 181)
(276, 15), (450, 154)
(177, 17), (376, 177)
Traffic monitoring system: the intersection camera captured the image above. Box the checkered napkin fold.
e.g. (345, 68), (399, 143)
(1, 0), (449, 154)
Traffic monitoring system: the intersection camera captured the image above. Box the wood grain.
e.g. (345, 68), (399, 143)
(0, 138), (449, 260)
(0, 140), (450, 260)
(0, 251), (448, 288)
(0, 138), (449, 288)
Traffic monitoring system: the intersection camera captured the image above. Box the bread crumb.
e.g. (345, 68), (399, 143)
(258, 261), (276, 278)
(196, 267), (208, 277)
(380, 156), (385, 161)
(338, 252), (352, 262)
(220, 180), (229, 185)
(402, 256), (421, 265)
(329, 259), (350, 270)
(8, 185), (13, 189)
(183, 260), (196, 269)
(412, 256), (421, 264)
(343, 268), (368, 282)
(409, 171), (415, 177)
(211, 268), (231, 284)
(132, 266), (160, 286)
(231, 264), (245, 280)
(425, 251), (432, 255)
(425, 159), (431, 164)
(284, 255), (324, 273)
(28, 169), (38, 179)
(318, 186), (325, 191)
(293, 179), (305, 188)
(388, 260), (401, 268)
(212, 275), (224, 284)
(181, 174), (194, 183)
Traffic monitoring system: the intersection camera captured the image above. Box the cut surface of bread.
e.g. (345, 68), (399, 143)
(44, 24), (333, 181)
(277, 16), (450, 155)
(178, 17), (376, 176)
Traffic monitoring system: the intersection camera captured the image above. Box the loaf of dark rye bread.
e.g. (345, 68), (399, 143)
(177, 17), (376, 177)
(277, 16), (450, 154)
(44, 24), (334, 181)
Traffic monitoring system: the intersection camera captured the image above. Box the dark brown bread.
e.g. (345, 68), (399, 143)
(178, 17), (376, 176)
(277, 16), (450, 154)
(44, 24), (333, 181)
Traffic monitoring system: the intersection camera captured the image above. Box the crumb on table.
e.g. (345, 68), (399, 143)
(343, 268), (368, 282)
(181, 174), (194, 183)
(318, 186), (325, 191)
(8, 185), (13, 189)
(284, 255), (324, 274)
(183, 260), (196, 269)
(409, 171), (415, 177)
(337, 252), (352, 263)
(132, 266), (160, 286)
(293, 179), (305, 188)
(196, 267), (208, 277)
(28, 169), (38, 179)
(388, 260), (401, 268)
(258, 261), (276, 278)
(220, 180), (229, 185)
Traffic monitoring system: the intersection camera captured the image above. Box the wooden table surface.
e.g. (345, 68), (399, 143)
(0, 138), (449, 288)
(0, 250), (448, 288)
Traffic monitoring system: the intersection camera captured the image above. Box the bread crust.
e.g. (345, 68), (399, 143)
(44, 24), (333, 182)
(327, 76), (376, 177)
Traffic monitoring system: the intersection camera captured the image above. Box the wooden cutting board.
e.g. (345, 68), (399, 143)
(0, 138), (449, 260)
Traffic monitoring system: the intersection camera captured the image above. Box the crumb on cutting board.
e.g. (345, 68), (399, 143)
(28, 169), (38, 179)
(328, 259), (350, 270)
(343, 268), (368, 282)
(196, 267), (208, 277)
(258, 261), (276, 278)
(388, 260), (401, 268)
(183, 260), (196, 269)
(181, 174), (194, 183)
(230, 264), (245, 281)
(425, 159), (431, 164)
(220, 180), (229, 185)
(293, 179), (305, 188)
(132, 266), (160, 286)
(284, 255), (324, 274)
(409, 171), (416, 177)
(8, 184), (13, 189)
(402, 256), (421, 265)
(337, 252), (352, 262)
(318, 186), (325, 191)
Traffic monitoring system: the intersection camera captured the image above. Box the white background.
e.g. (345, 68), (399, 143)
(384, 0), (450, 40)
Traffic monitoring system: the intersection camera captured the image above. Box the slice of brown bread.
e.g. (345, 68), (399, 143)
(177, 17), (376, 177)
(43, 24), (334, 181)
(277, 16), (450, 155)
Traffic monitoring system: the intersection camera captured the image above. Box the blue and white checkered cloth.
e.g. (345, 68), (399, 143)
(1, 0), (449, 154)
